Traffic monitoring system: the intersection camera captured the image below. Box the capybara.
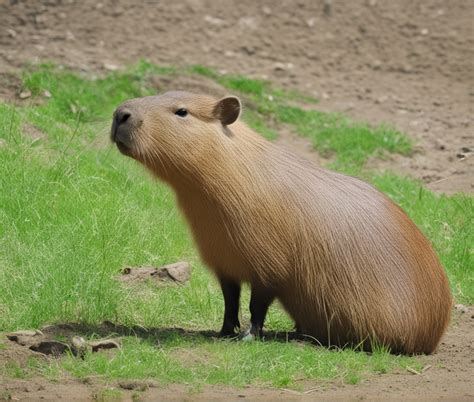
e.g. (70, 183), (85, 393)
(111, 91), (452, 354)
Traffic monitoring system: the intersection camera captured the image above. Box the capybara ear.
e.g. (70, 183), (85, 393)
(213, 96), (241, 125)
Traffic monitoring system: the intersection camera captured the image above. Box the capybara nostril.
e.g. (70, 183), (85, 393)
(111, 106), (140, 157)
(115, 109), (132, 126)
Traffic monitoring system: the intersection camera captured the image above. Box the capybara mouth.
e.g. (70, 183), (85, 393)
(115, 140), (133, 157)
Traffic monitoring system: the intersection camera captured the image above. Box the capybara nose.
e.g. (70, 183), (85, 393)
(112, 107), (133, 141)
(111, 106), (140, 155)
(114, 109), (132, 127)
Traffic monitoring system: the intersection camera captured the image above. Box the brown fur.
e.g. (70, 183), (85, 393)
(112, 91), (452, 354)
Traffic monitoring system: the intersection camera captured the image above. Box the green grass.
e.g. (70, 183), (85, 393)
(0, 62), (472, 390)
(50, 337), (417, 389)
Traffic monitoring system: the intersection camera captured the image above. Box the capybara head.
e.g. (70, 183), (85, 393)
(111, 91), (241, 176)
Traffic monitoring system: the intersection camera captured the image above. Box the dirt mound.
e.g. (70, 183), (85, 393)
(0, 0), (472, 193)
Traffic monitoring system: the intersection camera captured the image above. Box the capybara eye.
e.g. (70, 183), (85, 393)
(175, 108), (188, 117)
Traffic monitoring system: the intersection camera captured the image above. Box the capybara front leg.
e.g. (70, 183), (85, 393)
(218, 276), (241, 337)
(242, 286), (275, 340)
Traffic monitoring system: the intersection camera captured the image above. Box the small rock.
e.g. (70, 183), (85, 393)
(371, 60), (382, 70)
(204, 15), (225, 26)
(19, 90), (32, 99)
(6, 28), (17, 38)
(103, 63), (119, 71)
(89, 339), (120, 353)
(157, 262), (191, 284)
(238, 17), (258, 30)
(65, 30), (75, 41)
(273, 62), (294, 72)
(274, 62), (286, 71)
(240, 45), (256, 56)
(375, 95), (388, 104)
(398, 64), (413, 73)
(420, 28), (429, 35)
(306, 18), (316, 28)
(262, 6), (271, 15)
(454, 304), (468, 313)
(43, 90), (52, 98)
(71, 336), (88, 357)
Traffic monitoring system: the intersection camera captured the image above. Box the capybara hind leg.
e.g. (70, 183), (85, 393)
(242, 286), (275, 340)
(218, 276), (241, 337)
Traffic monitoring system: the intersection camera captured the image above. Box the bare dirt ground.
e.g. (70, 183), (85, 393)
(0, 0), (473, 400)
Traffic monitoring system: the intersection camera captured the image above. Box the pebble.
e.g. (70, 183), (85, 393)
(204, 15), (225, 26)
(19, 90), (32, 99)
(306, 18), (316, 28)
(273, 62), (294, 72)
(238, 17), (258, 30)
(103, 63), (119, 71)
(6, 28), (17, 38)
(454, 304), (469, 313)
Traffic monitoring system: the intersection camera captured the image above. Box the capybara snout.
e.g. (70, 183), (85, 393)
(111, 102), (144, 156)
(112, 90), (452, 354)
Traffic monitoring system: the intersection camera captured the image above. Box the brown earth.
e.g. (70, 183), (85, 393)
(0, 0), (472, 400)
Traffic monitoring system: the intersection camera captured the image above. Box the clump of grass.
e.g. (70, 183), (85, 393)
(2, 361), (30, 379)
